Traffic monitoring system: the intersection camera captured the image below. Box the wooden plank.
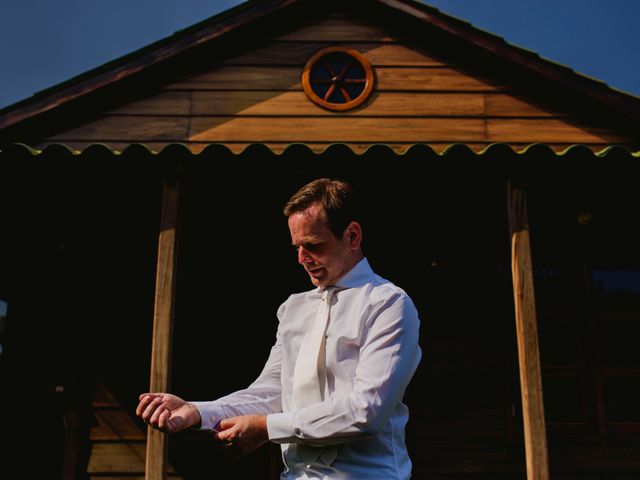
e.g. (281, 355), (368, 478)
(166, 66), (302, 90)
(189, 117), (485, 142)
(167, 66), (502, 92)
(485, 94), (565, 118)
(223, 42), (446, 66)
(506, 181), (550, 480)
(47, 116), (190, 142)
(488, 119), (629, 143)
(274, 17), (397, 42)
(376, 67), (503, 91)
(91, 410), (146, 441)
(145, 181), (180, 480)
(107, 92), (191, 116)
(191, 91), (485, 116)
(88, 443), (146, 473)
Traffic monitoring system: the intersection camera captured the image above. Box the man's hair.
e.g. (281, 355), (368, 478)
(283, 178), (362, 239)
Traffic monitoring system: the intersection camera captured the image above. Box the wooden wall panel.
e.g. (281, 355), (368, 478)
(48, 116), (189, 142)
(485, 94), (566, 118)
(168, 66), (504, 92)
(40, 12), (635, 154)
(108, 92), (191, 116)
(191, 91), (486, 116)
(274, 17), (397, 42)
(188, 117), (485, 143)
(487, 119), (628, 144)
(92, 411), (146, 441)
(87, 443), (146, 474)
(222, 42), (446, 66)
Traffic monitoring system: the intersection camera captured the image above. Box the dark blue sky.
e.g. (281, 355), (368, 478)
(1, 0), (638, 110)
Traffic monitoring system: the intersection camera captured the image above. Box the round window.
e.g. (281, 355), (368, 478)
(301, 47), (374, 112)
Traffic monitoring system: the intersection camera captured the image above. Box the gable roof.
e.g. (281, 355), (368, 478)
(1, 0), (639, 140)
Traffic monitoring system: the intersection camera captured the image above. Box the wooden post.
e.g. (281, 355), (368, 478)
(506, 180), (550, 480)
(145, 180), (180, 480)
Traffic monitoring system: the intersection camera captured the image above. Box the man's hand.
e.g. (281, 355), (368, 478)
(214, 415), (269, 457)
(136, 393), (201, 433)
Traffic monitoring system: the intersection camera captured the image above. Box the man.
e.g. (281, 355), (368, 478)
(137, 178), (422, 479)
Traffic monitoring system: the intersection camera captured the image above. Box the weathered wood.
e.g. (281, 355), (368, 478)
(189, 117), (485, 142)
(506, 181), (550, 480)
(485, 94), (566, 117)
(375, 0), (640, 120)
(88, 444), (178, 475)
(223, 42), (446, 66)
(191, 91), (486, 116)
(375, 67), (504, 91)
(488, 118), (628, 143)
(145, 181), (180, 480)
(107, 92), (191, 116)
(274, 17), (397, 42)
(88, 443), (147, 473)
(49, 116), (189, 142)
(91, 410), (146, 441)
(168, 66), (503, 92)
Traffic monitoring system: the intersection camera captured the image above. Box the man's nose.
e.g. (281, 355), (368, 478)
(297, 246), (311, 264)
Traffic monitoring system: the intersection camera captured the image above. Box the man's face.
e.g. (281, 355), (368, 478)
(288, 203), (356, 288)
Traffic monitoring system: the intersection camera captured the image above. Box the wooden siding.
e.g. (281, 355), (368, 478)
(87, 384), (183, 479)
(40, 14), (633, 153)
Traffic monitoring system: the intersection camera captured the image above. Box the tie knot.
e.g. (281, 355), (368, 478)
(322, 286), (342, 303)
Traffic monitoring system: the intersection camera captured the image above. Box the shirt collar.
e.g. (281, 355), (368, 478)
(322, 257), (373, 291)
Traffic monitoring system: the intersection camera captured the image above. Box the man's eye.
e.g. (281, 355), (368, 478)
(294, 243), (321, 253)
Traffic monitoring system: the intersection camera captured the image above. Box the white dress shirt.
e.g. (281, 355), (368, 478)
(194, 258), (422, 479)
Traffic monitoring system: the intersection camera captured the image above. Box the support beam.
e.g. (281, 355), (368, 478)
(145, 180), (180, 480)
(506, 180), (550, 480)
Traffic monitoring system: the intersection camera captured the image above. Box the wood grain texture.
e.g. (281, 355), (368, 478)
(88, 443), (146, 474)
(48, 116), (189, 142)
(223, 42), (445, 66)
(274, 17), (397, 42)
(91, 411), (146, 441)
(146, 181), (180, 480)
(488, 119), (628, 143)
(507, 182), (550, 480)
(191, 91), (485, 116)
(376, 67), (504, 91)
(167, 66), (502, 92)
(188, 116), (485, 142)
(107, 92), (191, 116)
(485, 94), (566, 117)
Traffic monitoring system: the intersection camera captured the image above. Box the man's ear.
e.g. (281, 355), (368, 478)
(346, 221), (362, 249)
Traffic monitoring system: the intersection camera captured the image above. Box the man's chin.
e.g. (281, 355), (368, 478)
(308, 274), (326, 287)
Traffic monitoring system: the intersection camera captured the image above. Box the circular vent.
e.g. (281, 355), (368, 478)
(301, 47), (374, 112)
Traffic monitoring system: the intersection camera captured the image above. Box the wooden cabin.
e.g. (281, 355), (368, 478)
(0, 1), (639, 479)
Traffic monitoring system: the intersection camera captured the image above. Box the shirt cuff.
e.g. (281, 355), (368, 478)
(191, 401), (224, 431)
(267, 412), (297, 443)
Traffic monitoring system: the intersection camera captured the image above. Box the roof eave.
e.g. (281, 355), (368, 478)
(0, 0), (301, 131)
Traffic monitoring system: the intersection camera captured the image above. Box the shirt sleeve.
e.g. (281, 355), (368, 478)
(267, 292), (422, 445)
(193, 332), (283, 431)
